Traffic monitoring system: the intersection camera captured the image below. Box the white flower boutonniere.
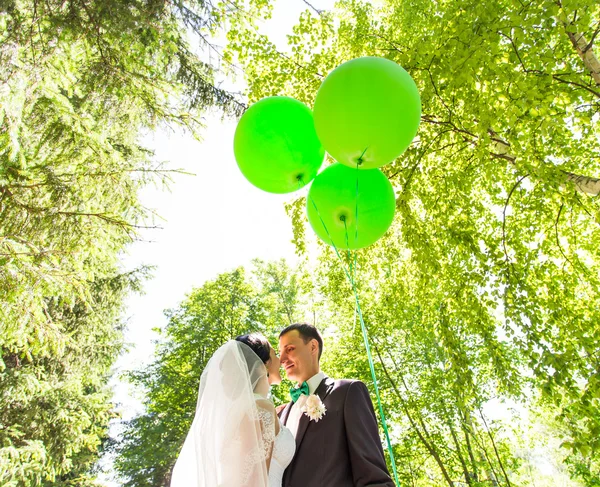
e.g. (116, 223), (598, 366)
(301, 394), (327, 422)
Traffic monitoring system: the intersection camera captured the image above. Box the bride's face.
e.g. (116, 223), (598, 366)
(266, 346), (282, 385)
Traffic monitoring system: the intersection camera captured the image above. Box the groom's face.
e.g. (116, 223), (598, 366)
(279, 330), (318, 384)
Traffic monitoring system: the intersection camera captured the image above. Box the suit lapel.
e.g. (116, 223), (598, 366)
(294, 377), (335, 451)
(281, 401), (293, 425)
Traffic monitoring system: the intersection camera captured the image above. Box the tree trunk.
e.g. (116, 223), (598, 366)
(448, 419), (474, 486)
(478, 407), (513, 487)
(554, 0), (600, 84)
(460, 410), (480, 482)
(565, 30), (600, 85)
(375, 345), (456, 487)
(461, 409), (500, 486)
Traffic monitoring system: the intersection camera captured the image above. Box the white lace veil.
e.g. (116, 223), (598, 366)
(170, 340), (275, 487)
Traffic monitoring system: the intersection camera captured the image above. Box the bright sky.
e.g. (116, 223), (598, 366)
(98, 1), (334, 484)
(111, 114), (297, 409)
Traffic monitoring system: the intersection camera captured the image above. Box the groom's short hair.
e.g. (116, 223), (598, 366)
(279, 323), (323, 360)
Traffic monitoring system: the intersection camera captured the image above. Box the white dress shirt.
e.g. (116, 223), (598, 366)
(286, 371), (326, 437)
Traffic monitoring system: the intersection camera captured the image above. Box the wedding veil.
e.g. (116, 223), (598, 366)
(170, 340), (275, 487)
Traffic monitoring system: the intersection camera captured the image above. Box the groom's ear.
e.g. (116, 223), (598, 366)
(310, 338), (319, 356)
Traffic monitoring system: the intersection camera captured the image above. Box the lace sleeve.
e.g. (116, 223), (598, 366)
(239, 399), (277, 484)
(256, 399), (277, 468)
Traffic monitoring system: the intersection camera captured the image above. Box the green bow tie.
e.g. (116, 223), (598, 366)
(290, 381), (310, 402)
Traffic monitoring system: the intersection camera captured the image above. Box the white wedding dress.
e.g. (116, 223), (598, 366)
(171, 341), (295, 487)
(260, 398), (295, 487)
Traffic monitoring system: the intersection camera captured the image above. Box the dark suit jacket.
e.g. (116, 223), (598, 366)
(279, 377), (394, 487)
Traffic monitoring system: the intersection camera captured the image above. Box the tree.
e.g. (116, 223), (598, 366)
(0, 0), (258, 482)
(0, 268), (148, 486)
(227, 0), (600, 483)
(114, 262), (302, 487)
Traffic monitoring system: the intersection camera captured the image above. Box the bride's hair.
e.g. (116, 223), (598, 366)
(235, 333), (271, 365)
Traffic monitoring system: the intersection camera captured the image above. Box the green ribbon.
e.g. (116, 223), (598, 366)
(290, 381), (310, 402)
(303, 167), (400, 486)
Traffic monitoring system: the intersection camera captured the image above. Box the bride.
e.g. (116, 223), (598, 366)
(170, 333), (295, 487)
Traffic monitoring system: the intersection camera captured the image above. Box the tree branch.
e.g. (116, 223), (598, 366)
(492, 137), (600, 195)
(421, 118), (600, 196)
(502, 174), (528, 280)
(554, 203), (574, 270)
(584, 21), (600, 53)
(563, 171), (600, 195)
(300, 0), (323, 15)
(551, 72), (600, 98)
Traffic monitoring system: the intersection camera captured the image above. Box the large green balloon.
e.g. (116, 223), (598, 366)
(306, 163), (396, 250)
(234, 96), (325, 193)
(313, 57), (421, 169)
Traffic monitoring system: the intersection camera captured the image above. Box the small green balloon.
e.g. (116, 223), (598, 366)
(313, 57), (421, 169)
(306, 163), (396, 250)
(234, 96), (325, 194)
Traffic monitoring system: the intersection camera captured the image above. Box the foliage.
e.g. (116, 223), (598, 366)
(0, 269), (147, 486)
(113, 255), (587, 487)
(113, 262), (302, 486)
(4, 0), (598, 484)
(226, 0), (600, 484)
(0, 0), (253, 482)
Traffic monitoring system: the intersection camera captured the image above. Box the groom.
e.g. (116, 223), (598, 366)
(278, 323), (394, 486)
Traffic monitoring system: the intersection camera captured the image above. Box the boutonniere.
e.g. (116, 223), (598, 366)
(301, 394), (327, 422)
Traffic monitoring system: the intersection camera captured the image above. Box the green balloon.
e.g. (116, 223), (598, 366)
(306, 163), (396, 250)
(313, 57), (421, 169)
(234, 96), (325, 194)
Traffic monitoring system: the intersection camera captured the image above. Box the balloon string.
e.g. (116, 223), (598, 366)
(354, 160), (359, 286)
(305, 178), (400, 486)
(299, 177), (355, 285)
(346, 177), (400, 486)
(348, 254), (400, 486)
